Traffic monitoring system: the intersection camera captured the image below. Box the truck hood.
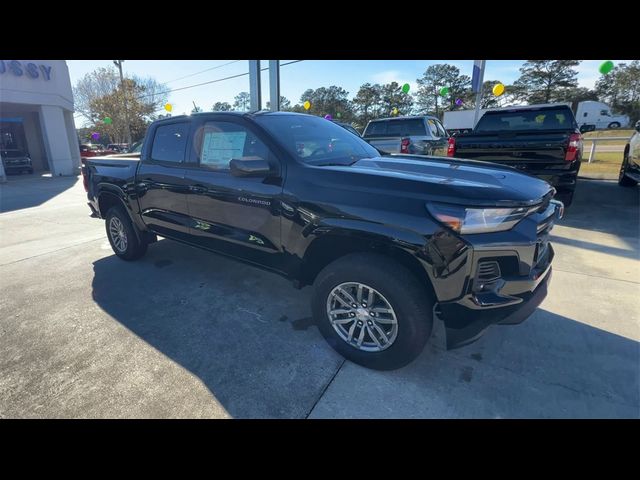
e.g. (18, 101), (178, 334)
(329, 155), (555, 207)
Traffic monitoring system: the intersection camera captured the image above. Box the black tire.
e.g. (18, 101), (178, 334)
(619, 150), (637, 187)
(105, 205), (148, 260)
(312, 252), (434, 371)
(608, 122), (621, 129)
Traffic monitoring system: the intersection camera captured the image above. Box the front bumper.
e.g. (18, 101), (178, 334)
(426, 198), (560, 349)
(439, 262), (552, 349)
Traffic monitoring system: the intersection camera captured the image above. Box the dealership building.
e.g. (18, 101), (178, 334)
(1, 60), (80, 176)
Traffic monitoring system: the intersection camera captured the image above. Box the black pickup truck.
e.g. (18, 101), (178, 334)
(82, 111), (563, 370)
(448, 105), (588, 207)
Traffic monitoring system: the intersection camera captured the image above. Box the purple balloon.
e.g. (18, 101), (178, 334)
(455, 98), (463, 106)
(324, 114), (333, 120)
(91, 132), (100, 140)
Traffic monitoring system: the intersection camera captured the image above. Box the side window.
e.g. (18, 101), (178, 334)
(434, 120), (447, 137)
(150, 122), (189, 163)
(196, 121), (270, 171)
(426, 119), (439, 137)
(364, 122), (387, 136)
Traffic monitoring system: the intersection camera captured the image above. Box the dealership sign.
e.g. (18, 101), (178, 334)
(0, 61), (52, 81)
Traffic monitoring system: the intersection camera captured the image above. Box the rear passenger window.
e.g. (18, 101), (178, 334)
(151, 123), (189, 163)
(195, 121), (270, 170)
(426, 119), (439, 137)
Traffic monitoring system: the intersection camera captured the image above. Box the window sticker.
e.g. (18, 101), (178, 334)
(201, 131), (246, 167)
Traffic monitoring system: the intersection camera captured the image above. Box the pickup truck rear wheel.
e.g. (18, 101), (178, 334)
(312, 253), (434, 370)
(105, 206), (148, 261)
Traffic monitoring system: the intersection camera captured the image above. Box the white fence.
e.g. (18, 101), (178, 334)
(583, 136), (631, 163)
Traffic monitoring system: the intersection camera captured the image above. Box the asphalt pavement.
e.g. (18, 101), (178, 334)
(1, 173), (638, 418)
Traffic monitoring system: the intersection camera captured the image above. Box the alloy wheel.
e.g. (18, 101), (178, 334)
(326, 282), (399, 352)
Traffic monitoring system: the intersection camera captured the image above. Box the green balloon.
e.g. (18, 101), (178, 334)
(103, 117), (112, 125)
(402, 83), (410, 94)
(439, 86), (449, 96)
(336, 112), (342, 118)
(599, 61), (614, 75)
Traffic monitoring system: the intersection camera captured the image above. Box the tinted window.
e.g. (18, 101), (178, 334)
(475, 108), (577, 132)
(195, 121), (270, 170)
(426, 119), (439, 137)
(255, 114), (379, 166)
(434, 120), (448, 137)
(365, 119), (426, 137)
(151, 122), (189, 163)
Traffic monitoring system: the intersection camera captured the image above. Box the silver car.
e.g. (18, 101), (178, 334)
(362, 116), (449, 157)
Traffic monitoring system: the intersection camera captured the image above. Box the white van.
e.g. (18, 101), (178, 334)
(575, 101), (629, 130)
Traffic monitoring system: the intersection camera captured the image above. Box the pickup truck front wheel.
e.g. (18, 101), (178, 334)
(312, 253), (434, 370)
(105, 206), (148, 261)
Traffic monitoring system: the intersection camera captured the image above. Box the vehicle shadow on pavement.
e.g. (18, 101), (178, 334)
(0, 174), (79, 213)
(311, 308), (640, 418)
(91, 239), (639, 419)
(91, 239), (344, 419)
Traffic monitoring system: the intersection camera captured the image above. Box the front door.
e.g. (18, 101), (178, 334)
(136, 120), (192, 239)
(183, 117), (284, 272)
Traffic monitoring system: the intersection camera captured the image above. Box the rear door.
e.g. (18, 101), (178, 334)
(183, 116), (285, 271)
(136, 120), (192, 238)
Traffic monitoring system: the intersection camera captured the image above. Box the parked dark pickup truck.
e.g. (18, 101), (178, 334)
(82, 112), (563, 370)
(448, 105), (586, 207)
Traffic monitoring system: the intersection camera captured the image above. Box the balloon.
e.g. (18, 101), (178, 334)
(492, 83), (505, 96)
(392, 107), (399, 116)
(103, 117), (112, 125)
(164, 103), (173, 112)
(455, 98), (463, 106)
(599, 61), (614, 74)
(402, 83), (410, 94)
(324, 114), (333, 120)
(336, 112), (342, 118)
(91, 132), (100, 141)
(303, 101), (311, 110)
(439, 86), (449, 96)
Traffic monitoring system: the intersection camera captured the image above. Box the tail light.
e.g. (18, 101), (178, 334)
(565, 133), (582, 161)
(400, 138), (410, 154)
(447, 137), (456, 157)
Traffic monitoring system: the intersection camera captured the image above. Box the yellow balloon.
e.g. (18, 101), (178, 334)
(492, 83), (505, 96)
(165, 103), (173, 112)
(392, 107), (398, 115)
(303, 101), (311, 111)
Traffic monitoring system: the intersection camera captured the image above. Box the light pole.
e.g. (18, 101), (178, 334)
(113, 60), (133, 146)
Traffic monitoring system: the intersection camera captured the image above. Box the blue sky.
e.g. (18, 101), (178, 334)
(68, 60), (629, 126)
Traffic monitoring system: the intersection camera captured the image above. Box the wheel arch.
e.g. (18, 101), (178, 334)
(299, 232), (436, 300)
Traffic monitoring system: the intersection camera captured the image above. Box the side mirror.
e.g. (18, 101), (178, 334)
(635, 121), (640, 133)
(230, 157), (274, 178)
(580, 124), (596, 134)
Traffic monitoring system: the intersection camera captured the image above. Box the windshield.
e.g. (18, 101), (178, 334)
(254, 114), (379, 166)
(475, 108), (577, 132)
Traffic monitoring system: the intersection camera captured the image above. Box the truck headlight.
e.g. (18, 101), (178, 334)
(427, 203), (534, 234)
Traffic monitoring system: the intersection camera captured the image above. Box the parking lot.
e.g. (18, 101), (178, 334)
(0, 173), (638, 418)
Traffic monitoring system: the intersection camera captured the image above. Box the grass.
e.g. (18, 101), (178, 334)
(582, 129), (633, 146)
(580, 151), (624, 176)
